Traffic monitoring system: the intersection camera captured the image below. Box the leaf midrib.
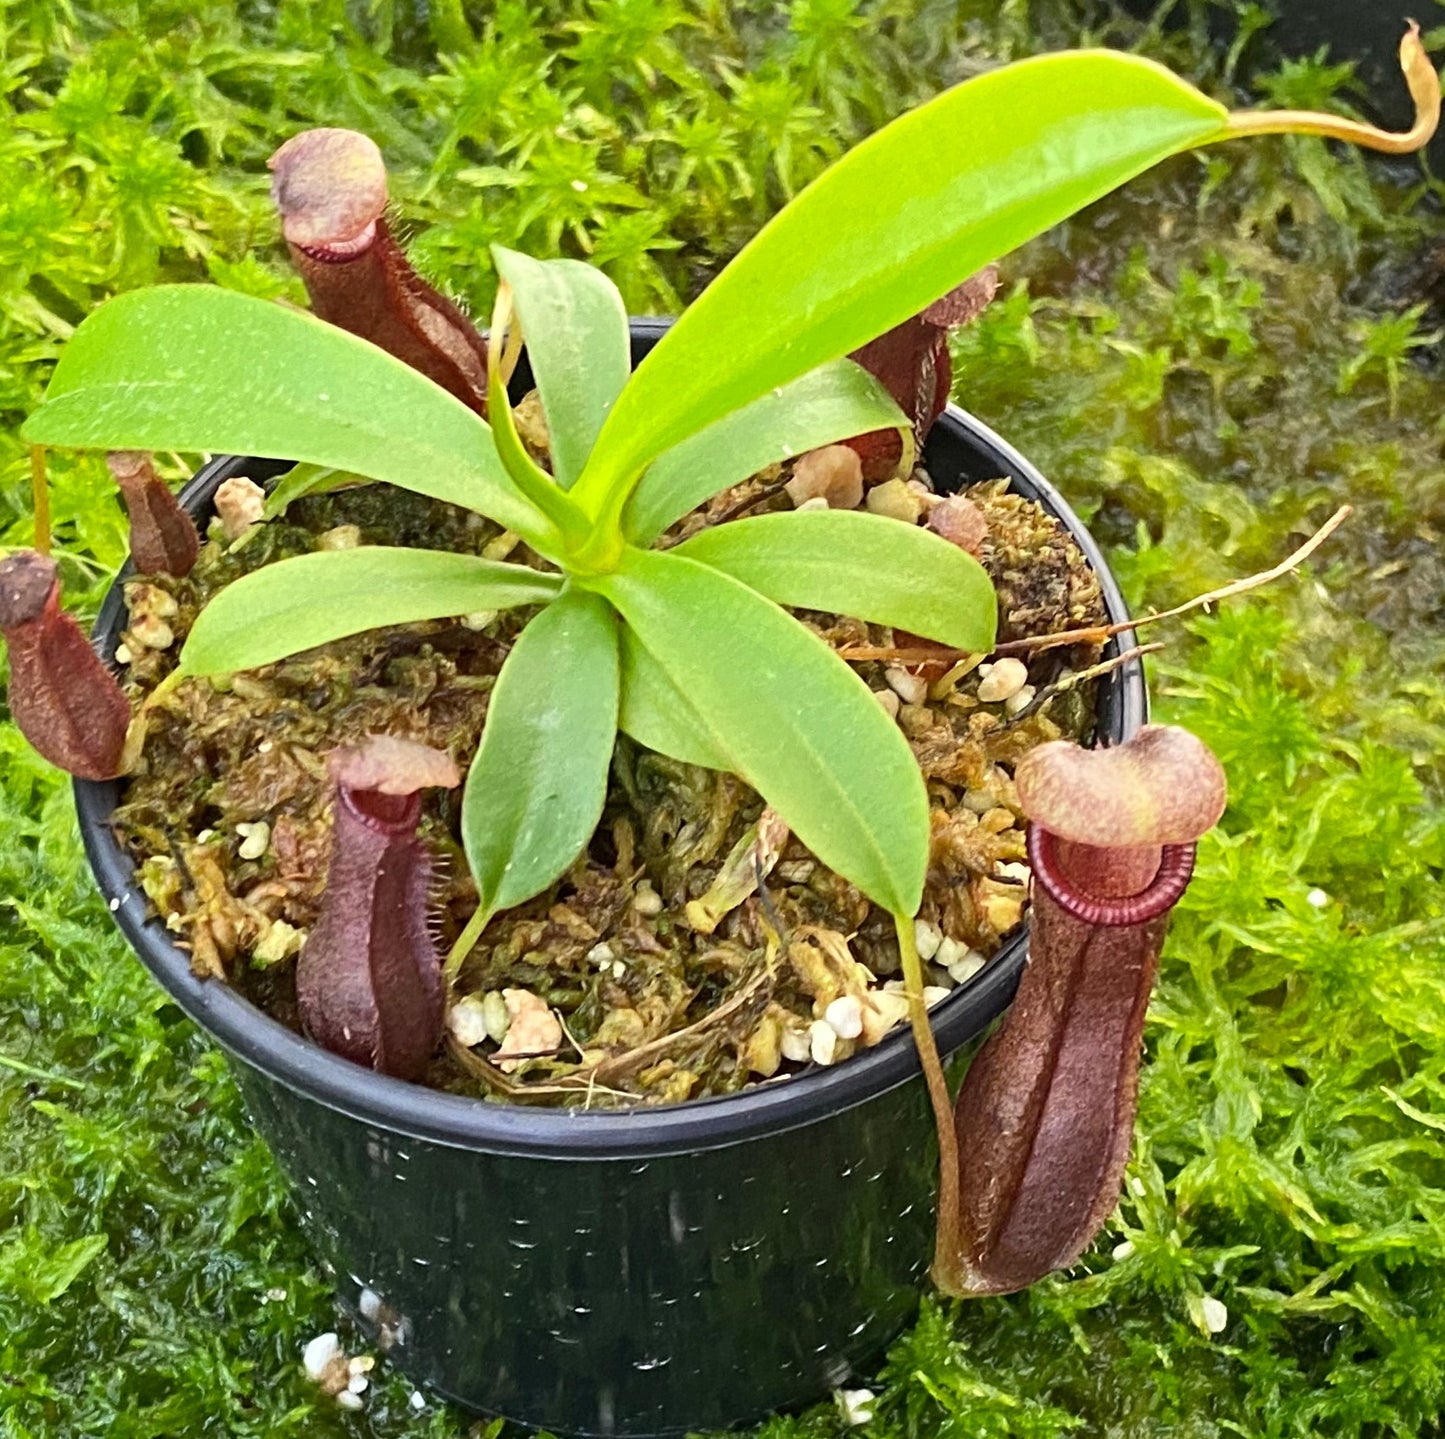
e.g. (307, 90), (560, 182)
(601, 552), (921, 913)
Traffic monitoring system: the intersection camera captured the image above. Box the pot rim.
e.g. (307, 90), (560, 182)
(73, 396), (1145, 1160)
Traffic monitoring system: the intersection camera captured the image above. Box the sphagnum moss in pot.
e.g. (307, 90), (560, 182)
(8, 32), (1437, 1437)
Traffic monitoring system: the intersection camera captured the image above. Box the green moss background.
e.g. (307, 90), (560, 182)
(4, 2), (1445, 1434)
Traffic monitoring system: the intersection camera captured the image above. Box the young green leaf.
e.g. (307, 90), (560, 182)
(262, 463), (368, 520)
(179, 548), (560, 675)
(674, 509), (997, 651)
(622, 359), (910, 545)
(21, 286), (554, 547)
(487, 359), (588, 542)
(492, 246), (630, 490)
(462, 586), (620, 917)
(573, 52), (1228, 505)
(593, 547), (929, 915)
(618, 627), (731, 771)
(484, 282), (593, 549)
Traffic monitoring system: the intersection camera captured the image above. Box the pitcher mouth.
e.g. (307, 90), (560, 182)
(72, 325), (1145, 1160)
(297, 222), (377, 263)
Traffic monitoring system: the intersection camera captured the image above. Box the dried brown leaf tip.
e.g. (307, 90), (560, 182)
(939, 724), (1225, 1297)
(296, 736), (461, 1081)
(106, 451), (200, 578)
(269, 128), (489, 414)
(846, 266), (1000, 480)
(0, 551), (130, 781)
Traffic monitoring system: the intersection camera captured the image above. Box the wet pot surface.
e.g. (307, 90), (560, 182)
(74, 321), (1145, 1437)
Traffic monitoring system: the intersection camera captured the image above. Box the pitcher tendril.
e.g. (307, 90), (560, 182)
(894, 910), (964, 1288)
(1224, 23), (1439, 153)
(28, 447), (49, 558)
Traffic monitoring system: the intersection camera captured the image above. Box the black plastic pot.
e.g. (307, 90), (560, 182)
(74, 321), (1146, 1438)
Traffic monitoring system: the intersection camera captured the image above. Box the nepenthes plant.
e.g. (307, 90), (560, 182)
(10, 29), (1438, 1295)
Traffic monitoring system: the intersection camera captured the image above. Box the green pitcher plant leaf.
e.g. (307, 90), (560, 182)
(492, 246), (631, 491)
(618, 626), (732, 772)
(21, 286), (556, 547)
(462, 585), (620, 919)
(261, 463), (369, 521)
(572, 51), (1231, 507)
(178, 548), (561, 676)
(593, 547), (929, 915)
(674, 508), (998, 652)
(622, 359), (911, 545)
(483, 282), (593, 551)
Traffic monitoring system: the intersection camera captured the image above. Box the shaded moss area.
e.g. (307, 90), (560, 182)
(3, 1), (1445, 1436)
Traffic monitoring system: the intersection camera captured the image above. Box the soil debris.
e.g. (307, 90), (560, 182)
(112, 437), (1106, 1107)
